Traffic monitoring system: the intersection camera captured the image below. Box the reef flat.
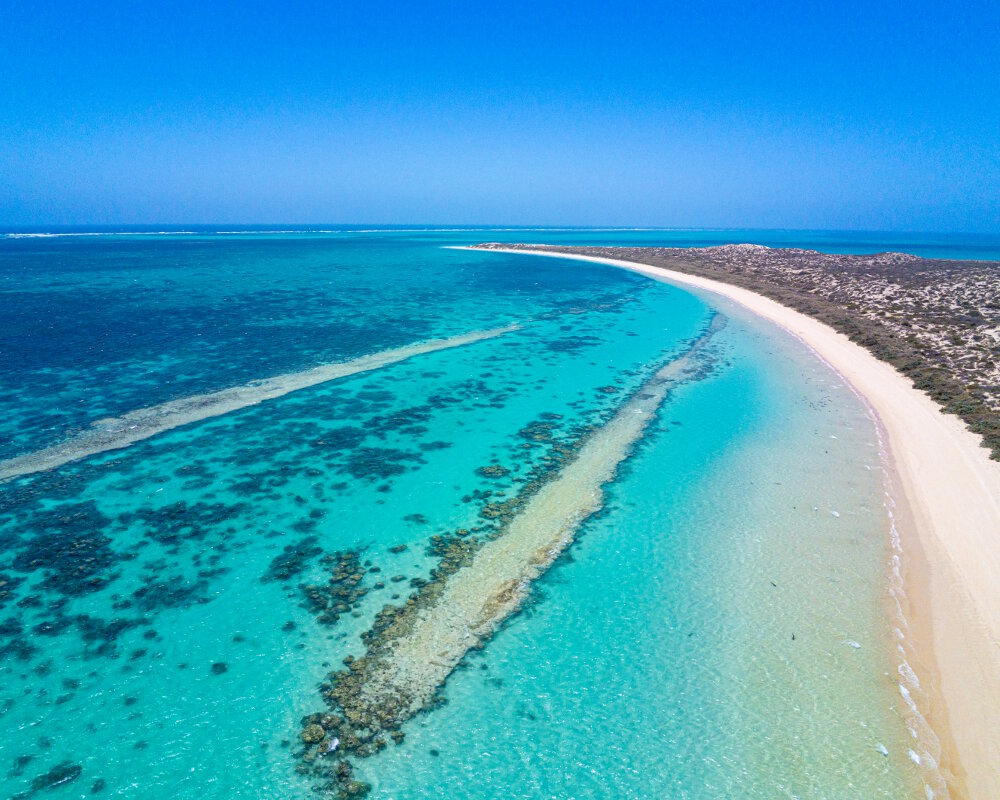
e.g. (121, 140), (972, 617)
(475, 243), (1000, 460)
(296, 314), (724, 797)
(0, 325), (518, 481)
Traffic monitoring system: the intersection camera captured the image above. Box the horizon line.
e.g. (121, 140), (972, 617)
(2, 223), (999, 237)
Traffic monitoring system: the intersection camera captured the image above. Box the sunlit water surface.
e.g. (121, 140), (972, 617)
(0, 230), (934, 798)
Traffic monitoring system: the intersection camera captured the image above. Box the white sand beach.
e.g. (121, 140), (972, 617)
(480, 247), (1000, 800)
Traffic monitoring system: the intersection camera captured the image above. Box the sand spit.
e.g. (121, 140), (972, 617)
(475, 246), (1000, 800)
(0, 325), (519, 482)
(298, 315), (723, 795)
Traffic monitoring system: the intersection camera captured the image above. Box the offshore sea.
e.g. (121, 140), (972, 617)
(2, 227), (987, 799)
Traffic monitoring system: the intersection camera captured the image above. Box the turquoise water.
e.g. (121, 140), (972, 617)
(5, 226), (1000, 260)
(0, 232), (934, 798)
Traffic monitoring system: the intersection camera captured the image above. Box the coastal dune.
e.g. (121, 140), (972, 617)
(476, 247), (1000, 800)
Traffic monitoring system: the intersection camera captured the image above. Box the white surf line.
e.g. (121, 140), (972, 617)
(352, 316), (722, 723)
(0, 325), (519, 482)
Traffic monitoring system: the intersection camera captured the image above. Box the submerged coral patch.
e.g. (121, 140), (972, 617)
(28, 761), (82, 793)
(475, 464), (510, 478)
(262, 537), (324, 583)
(11, 502), (119, 597)
(0, 572), (25, 610)
(545, 334), (603, 353)
(119, 500), (250, 547)
(339, 448), (425, 481)
(132, 576), (210, 612)
(300, 551), (370, 627)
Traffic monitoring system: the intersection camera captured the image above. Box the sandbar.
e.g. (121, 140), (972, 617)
(0, 324), (519, 482)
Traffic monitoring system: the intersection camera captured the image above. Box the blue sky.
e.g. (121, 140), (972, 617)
(1, 1), (998, 230)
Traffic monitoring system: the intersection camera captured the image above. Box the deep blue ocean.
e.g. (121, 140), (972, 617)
(0, 229), (962, 799)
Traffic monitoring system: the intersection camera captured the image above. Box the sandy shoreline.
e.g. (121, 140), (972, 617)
(472, 247), (1000, 800)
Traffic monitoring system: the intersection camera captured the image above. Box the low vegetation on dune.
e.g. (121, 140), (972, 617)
(477, 243), (1000, 461)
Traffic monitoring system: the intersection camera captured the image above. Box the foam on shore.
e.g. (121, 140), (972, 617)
(0, 325), (519, 481)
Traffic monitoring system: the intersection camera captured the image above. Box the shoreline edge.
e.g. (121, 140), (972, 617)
(464, 245), (1000, 800)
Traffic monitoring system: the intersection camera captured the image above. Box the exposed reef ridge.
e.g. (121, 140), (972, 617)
(0, 324), (519, 482)
(297, 313), (725, 797)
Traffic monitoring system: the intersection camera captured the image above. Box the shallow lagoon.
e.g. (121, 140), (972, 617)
(0, 233), (922, 798)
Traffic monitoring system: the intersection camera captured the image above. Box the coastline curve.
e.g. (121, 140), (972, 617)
(468, 245), (1000, 800)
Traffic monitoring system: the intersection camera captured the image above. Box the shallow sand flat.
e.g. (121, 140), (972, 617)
(478, 247), (1000, 800)
(0, 324), (518, 481)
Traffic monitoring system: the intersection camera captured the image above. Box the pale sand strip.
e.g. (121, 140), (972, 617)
(355, 317), (721, 721)
(0, 325), (519, 482)
(477, 247), (1000, 800)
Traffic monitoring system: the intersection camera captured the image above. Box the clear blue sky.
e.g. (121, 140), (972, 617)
(1, 1), (998, 230)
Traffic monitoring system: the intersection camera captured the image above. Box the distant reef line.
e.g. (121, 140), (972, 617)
(0, 324), (519, 482)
